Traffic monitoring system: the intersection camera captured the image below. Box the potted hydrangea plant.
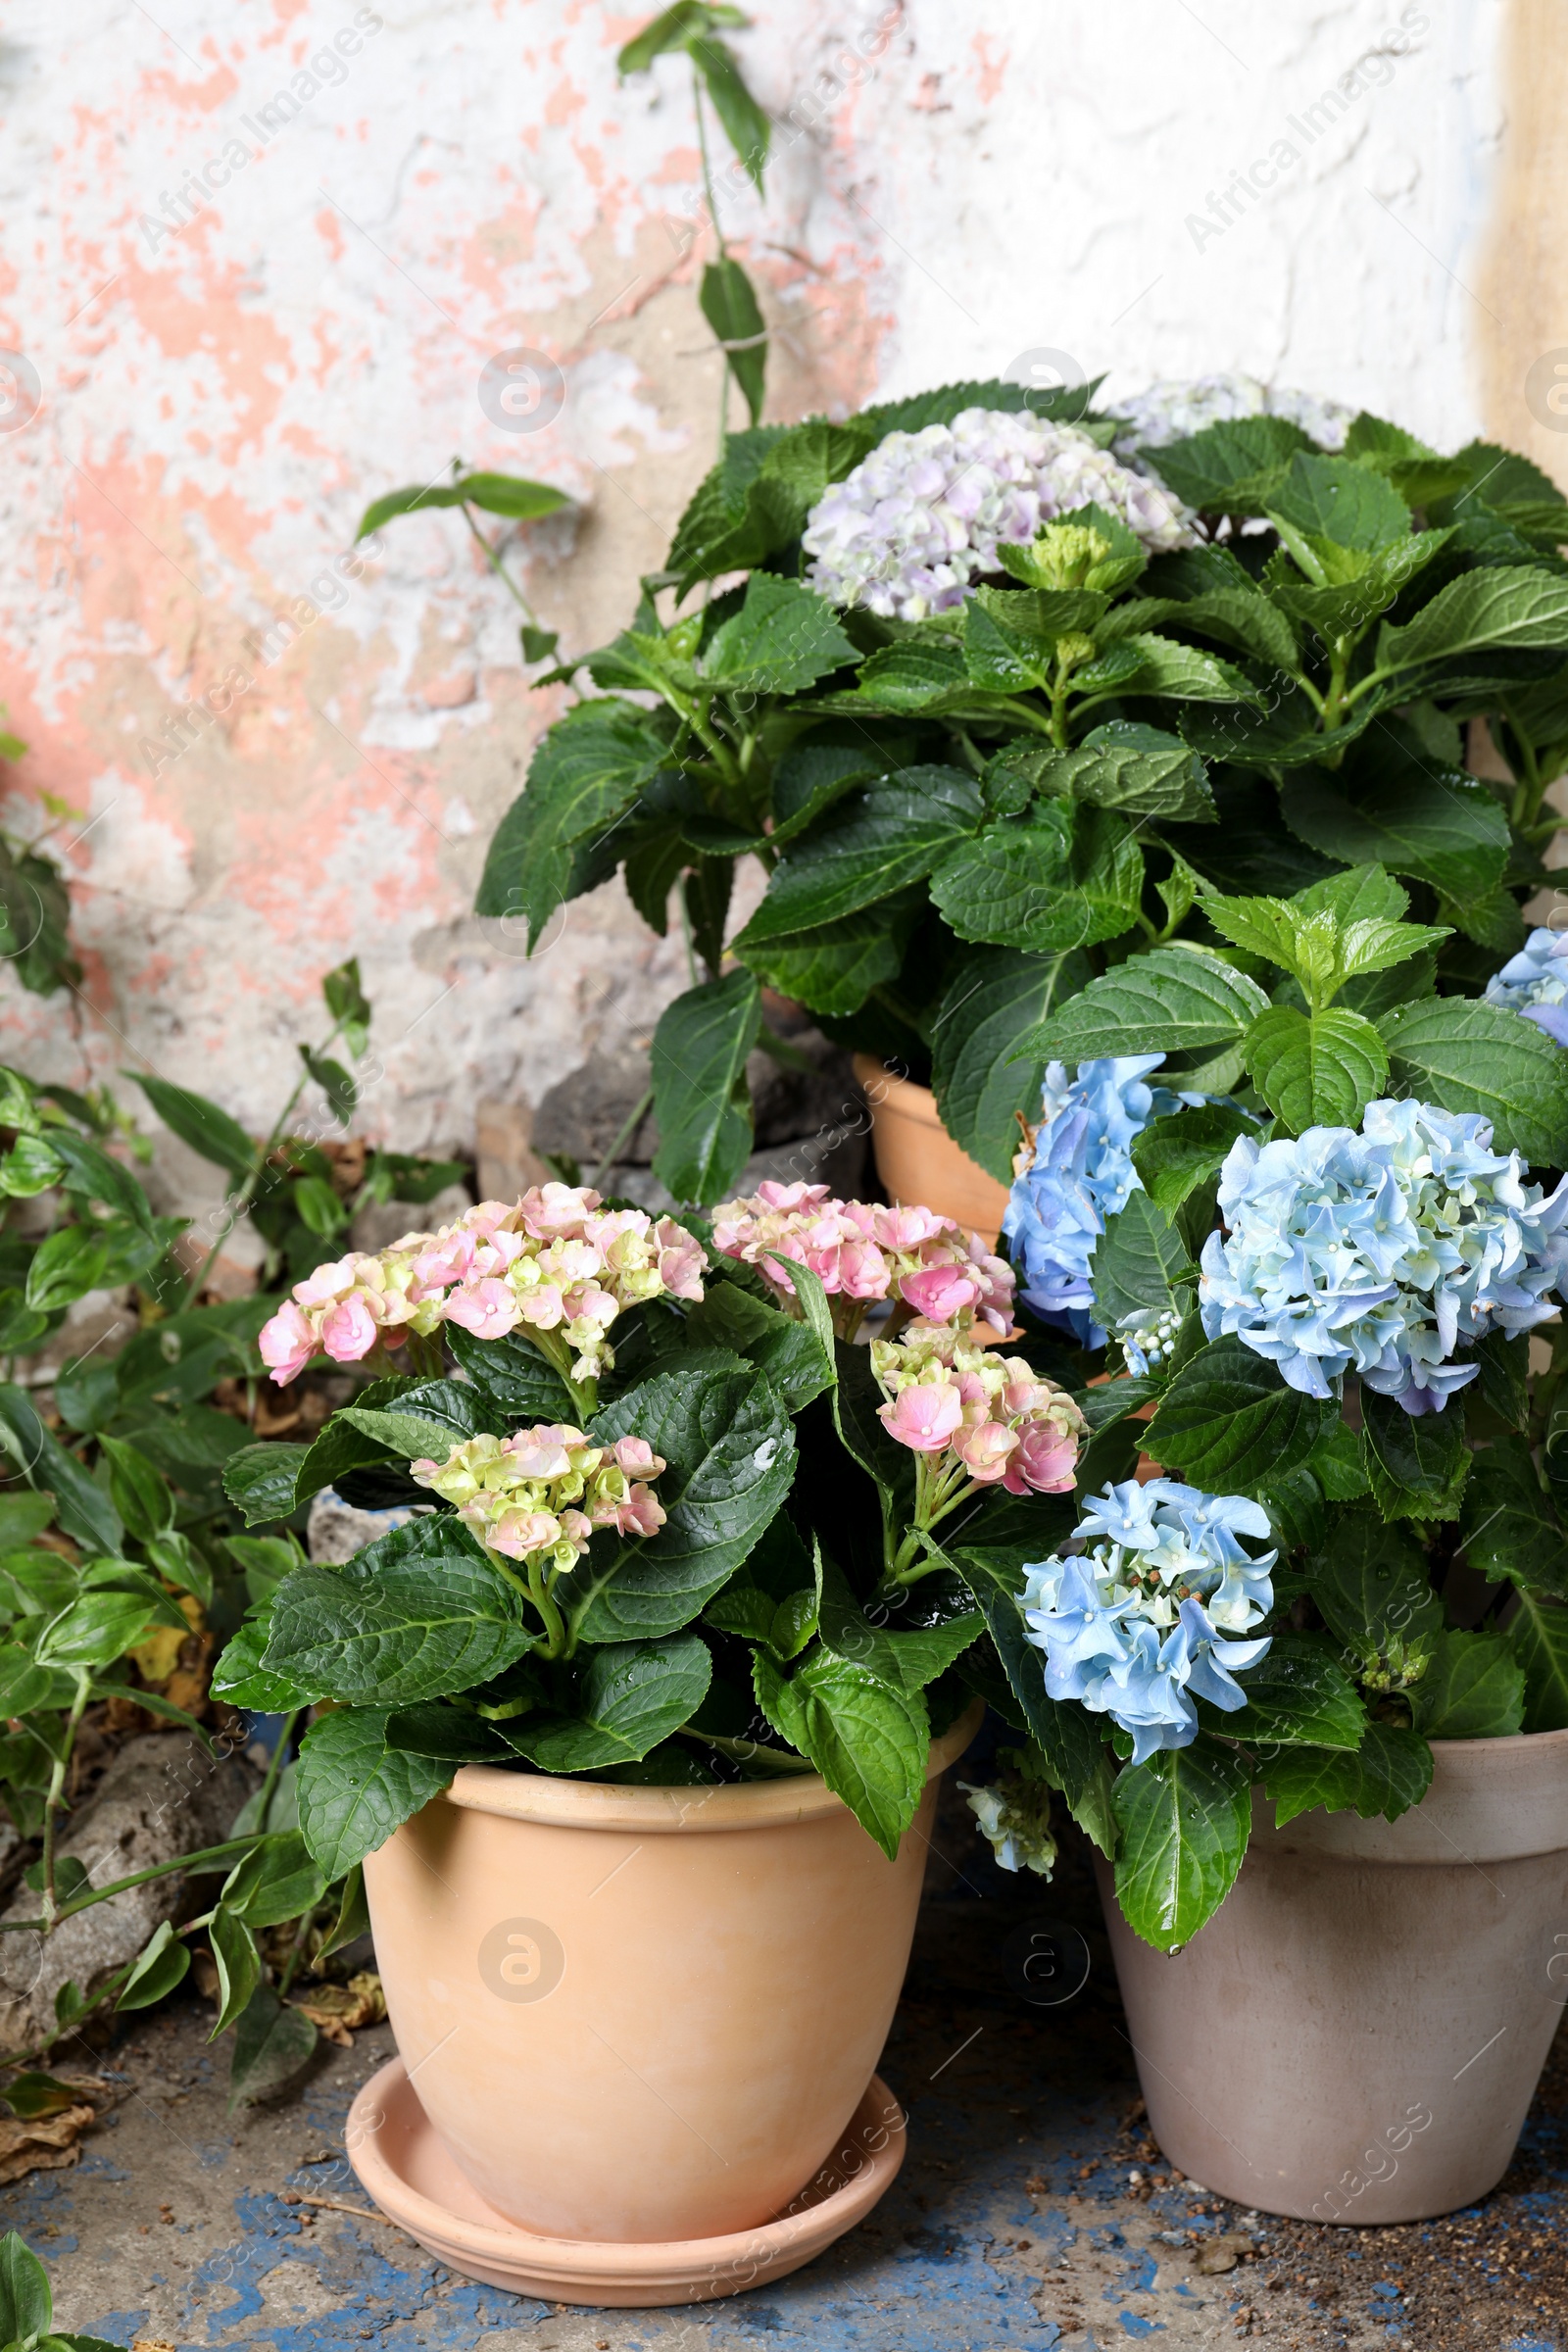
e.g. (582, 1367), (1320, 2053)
(473, 374), (1568, 1230)
(969, 861), (1568, 2224)
(223, 1178), (1084, 2283)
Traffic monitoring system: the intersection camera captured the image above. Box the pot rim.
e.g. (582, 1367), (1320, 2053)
(442, 1697), (982, 1834)
(1424, 1722), (1568, 1757)
(851, 1054), (938, 1121)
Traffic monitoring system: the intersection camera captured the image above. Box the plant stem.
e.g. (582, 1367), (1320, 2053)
(590, 1089), (655, 1194)
(276, 1902), (319, 2000)
(40, 1672), (92, 1932)
(182, 1014), (349, 1306)
(459, 501), (544, 630)
(254, 1710), (299, 1831)
(0, 1834), (265, 1936)
(693, 74), (731, 464)
(680, 1729), (816, 1774)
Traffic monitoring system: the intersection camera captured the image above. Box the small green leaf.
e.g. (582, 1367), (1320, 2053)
(227, 1982), (319, 2112)
(1407, 1629), (1525, 1739)
(1243, 1004), (1389, 1134)
(507, 1634), (711, 1772)
(754, 1648), (927, 1859)
(300, 1047), (357, 1125)
(473, 700), (669, 946)
(127, 1073), (254, 1179)
(0, 2229), (53, 2343)
(1017, 947), (1270, 1066)
(1379, 998), (1568, 1167)
(700, 256), (766, 425)
(1144, 1338), (1332, 1487)
(1376, 564), (1568, 675)
(97, 1436), (174, 1544)
(1111, 1736), (1252, 1953)
(1505, 1591), (1568, 1733)
(692, 30), (770, 189)
(1147, 415), (1314, 515)
(570, 1363), (795, 1642)
(701, 572), (856, 695)
(1089, 1192), (1193, 1334)
(220, 1831), (328, 1930)
(208, 1904), (263, 2035)
(1217, 1634), (1365, 1748)
(1360, 1388), (1469, 1524)
(650, 968), (762, 1206)
(115, 1919), (192, 2012)
(1260, 1720), (1433, 1826)
(1130, 1102), (1255, 1218)
(295, 1707), (452, 1879)
(263, 1523), (534, 1706)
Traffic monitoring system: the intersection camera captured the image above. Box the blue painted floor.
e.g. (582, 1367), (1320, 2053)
(11, 1767), (1568, 2352)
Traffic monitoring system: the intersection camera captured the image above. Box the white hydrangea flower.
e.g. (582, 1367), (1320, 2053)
(802, 408), (1195, 620)
(1108, 374), (1354, 466)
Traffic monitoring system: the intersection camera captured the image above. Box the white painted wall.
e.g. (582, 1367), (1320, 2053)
(0, 0), (1503, 1198)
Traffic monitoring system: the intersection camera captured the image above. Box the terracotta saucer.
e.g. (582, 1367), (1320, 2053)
(345, 2056), (906, 2306)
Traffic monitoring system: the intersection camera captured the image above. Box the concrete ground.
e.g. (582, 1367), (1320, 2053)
(9, 1775), (1566, 2352)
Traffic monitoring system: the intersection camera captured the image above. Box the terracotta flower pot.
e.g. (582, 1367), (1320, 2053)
(852, 1055), (1011, 1243)
(362, 1701), (981, 2245)
(1097, 1725), (1568, 2222)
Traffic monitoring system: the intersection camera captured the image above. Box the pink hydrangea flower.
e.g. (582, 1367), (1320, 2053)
(260, 1185), (710, 1388)
(951, 1419), (1020, 1483)
(870, 1320), (1087, 1513)
(711, 1187), (1015, 1340)
(1003, 1422), (1081, 1495)
(413, 1422), (669, 1576)
(319, 1293), (380, 1364)
(259, 1300), (315, 1383)
(880, 1383), (965, 1451)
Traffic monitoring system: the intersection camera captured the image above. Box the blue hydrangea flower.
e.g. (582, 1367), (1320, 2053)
(1019, 1478), (1275, 1764)
(1003, 1056), (1200, 1346)
(1485, 927), (1568, 1048)
(1201, 1098), (1568, 1415)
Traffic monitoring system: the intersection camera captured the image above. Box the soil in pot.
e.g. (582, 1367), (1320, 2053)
(1097, 1725), (1568, 2223)
(852, 1056), (1010, 1243)
(362, 1701), (981, 2246)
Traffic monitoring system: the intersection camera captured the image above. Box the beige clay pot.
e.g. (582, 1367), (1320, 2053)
(1098, 1725), (1568, 2222)
(852, 1055), (1011, 1244)
(363, 1700), (981, 2244)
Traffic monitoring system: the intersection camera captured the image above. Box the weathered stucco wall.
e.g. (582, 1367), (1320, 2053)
(0, 0), (1505, 1189)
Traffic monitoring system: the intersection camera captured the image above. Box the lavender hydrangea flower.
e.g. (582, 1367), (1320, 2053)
(1200, 1099), (1568, 1415)
(1003, 1056), (1201, 1346)
(1108, 374), (1353, 466)
(1019, 1478), (1276, 1765)
(1484, 927), (1568, 1048)
(802, 409), (1194, 621)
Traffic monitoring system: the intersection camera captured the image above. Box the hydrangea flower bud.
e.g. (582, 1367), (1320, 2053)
(410, 1423), (668, 1574)
(959, 1747), (1057, 1877)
